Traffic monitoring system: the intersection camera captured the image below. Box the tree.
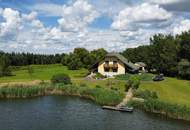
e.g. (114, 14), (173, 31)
(67, 54), (83, 70)
(0, 55), (11, 77)
(150, 34), (179, 76)
(176, 31), (190, 61)
(178, 59), (190, 80)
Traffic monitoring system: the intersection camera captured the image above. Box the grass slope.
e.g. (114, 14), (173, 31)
(139, 77), (190, 107)
(0, 64), (88, 83)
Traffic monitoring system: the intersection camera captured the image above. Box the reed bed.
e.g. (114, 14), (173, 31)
(0, 83), (125, 106)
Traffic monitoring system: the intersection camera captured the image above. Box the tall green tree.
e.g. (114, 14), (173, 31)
(178, 59), (190, 80)
(150, 34), (179, 76)
(0, 55), (11, 77)
(176, 31), (190, 61)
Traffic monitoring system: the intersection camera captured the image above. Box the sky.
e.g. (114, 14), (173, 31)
(0, 0), (190, 54)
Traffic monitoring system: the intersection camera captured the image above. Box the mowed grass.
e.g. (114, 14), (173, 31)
(0, 64), (88, 83)
(139, 77), (190, 107)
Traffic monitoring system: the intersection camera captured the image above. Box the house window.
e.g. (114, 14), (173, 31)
(113, 68), (118, 72)
(113, 61), (117, 64)
(113, 61), (118, 72)
(104, 68), (109, 72)
(104, 61), (109, 72)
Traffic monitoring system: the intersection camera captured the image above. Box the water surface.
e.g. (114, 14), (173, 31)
(0, 96), (190, 130)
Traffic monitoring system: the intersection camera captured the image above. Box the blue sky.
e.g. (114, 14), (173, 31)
(0, 0), (190, 53)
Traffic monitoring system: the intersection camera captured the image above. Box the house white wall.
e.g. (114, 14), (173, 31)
(98, 58), (125, 76)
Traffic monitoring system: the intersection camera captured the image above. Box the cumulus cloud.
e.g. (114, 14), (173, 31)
(111, 3), (172, 31)
(22, 11), (37, 21)
(146, 0), (181, 4)
(0, 8), (21, 37)
(31, 3), (63, 16)
(172, 19), (190, 34)
(58, 0), (99, 32)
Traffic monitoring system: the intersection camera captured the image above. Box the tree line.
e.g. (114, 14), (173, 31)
(122, 31), (190, 79)
(0, 31), (190, 79)
(0, 51), (64, 66)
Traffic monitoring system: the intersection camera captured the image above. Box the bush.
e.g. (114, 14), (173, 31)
(125, 75), (140, 90)
(51, 74), (71, 84)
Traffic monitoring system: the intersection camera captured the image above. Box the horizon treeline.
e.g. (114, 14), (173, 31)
(0, 31), (190, 79)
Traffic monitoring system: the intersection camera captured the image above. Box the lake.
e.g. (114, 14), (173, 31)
(0, 96), (190, 130)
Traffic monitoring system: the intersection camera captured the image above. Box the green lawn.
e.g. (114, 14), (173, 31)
(0, 64), (88, 83)
(139, 77), (190, 107)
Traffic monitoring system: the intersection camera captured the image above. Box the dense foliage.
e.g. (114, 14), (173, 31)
(51, 74), (71, 84)
(122, 31), (190, 79)
(0, 51), (64, 66)
(125, 75), (140, 91)
(0, 54), (12, 77)
(177, 59), (190, 80)
(61, 48), (107, 70)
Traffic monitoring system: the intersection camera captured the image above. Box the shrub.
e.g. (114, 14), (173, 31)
(95, 85), (101, 88)
(124, 83), (131, 91)
(51, 74), (71, 84)
(125, 75), (140, 90)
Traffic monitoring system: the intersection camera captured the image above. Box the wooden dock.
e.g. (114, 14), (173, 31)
(102, 106), (133, 112)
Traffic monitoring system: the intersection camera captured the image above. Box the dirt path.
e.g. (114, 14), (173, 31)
(117, 88), (133, 107)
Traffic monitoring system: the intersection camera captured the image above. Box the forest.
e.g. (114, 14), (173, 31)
(0, 31), (190, 79)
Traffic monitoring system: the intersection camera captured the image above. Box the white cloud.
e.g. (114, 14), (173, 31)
(172, 19), (190, 34)
(58, 0), (99, 32)
(146, 0), (181, 4)
(22, 11), (37, 21)
(31, 19), (43, 28)
(31, 3), (63, 16)
(111, 3), (172, 30)
(1, 1), (190, 54)
(0, 8), (21, 37)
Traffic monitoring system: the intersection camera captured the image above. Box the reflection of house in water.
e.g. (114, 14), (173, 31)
(91, 53), (139, 77)
(135, 62), (147, 72)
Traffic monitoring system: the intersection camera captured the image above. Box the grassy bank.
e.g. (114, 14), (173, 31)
(0, 83), (125, 106)
(139, 77), (190, 107)
(129, 76), (190, 121)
